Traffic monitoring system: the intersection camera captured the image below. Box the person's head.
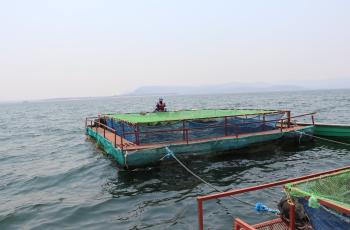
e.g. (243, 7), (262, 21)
(159, 97), (163, 103)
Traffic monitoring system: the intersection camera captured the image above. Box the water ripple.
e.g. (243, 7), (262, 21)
(0, 89), (350, 229)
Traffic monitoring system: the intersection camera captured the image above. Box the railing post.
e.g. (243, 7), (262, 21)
(233, 123), (238, 138)
(182, 120), (186, 141)
(103, 125), (106, 138)
(224, 116), (228, 136)
(98, 115), (100, 132)
(122, 122), (125, 139)
(262, 114), (266, 131)
(104, 116), (107, 138)
(186, 129), (189, 144)
(287, 111), (291, 128)
(280, 118), (284, 132)
(135, 124), (140, 145)
(114, 131), (117, 148)
(134, 124), (137, 144)
(311, 115), (315, 125)
(197, 199), (203, 230)
(288, 200), (296, 230)
(120, 122), (124, 149)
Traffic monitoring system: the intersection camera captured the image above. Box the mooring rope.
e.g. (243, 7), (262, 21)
(295, 130), (350, 146)
(164, 147), (257, 207)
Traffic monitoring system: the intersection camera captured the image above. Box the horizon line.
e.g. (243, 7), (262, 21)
(1, 87), (350, 104)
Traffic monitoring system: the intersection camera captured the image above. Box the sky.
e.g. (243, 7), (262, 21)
(0, 0), (349, 101)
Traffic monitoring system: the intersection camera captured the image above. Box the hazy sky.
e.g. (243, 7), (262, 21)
(1, 0), (349, 101)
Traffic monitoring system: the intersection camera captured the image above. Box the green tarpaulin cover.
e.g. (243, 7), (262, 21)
(107, 109), (280, 124)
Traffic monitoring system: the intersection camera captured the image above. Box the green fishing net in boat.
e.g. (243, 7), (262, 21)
(285, 169), (350, 209)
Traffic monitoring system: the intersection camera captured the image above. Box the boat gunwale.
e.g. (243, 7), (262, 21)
(285, 168), (350, 185)
(298, 122), (350, 128)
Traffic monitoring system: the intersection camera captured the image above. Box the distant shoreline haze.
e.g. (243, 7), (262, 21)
(1, 87), (350, 104)
(1, 78), (350, 103)
(126, 79), (350, 96)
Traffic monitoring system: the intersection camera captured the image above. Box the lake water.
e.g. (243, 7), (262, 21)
(1, 89), (350, 229)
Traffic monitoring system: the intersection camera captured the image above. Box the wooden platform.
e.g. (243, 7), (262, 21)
(91, 125), (307, 152)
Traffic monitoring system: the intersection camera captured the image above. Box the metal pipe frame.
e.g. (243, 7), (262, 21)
(122, 113), (315, 136)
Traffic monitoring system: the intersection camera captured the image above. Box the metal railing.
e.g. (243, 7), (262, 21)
(86, 116), (125, 151)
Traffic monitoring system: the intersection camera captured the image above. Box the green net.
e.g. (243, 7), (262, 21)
(285, 169), (350, 209)
(107, 109), (279, 124)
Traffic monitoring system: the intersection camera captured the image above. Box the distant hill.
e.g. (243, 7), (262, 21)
(292, 77), (350, 90)
(126, 77), (350, 96)
(127, 82), (306, 95)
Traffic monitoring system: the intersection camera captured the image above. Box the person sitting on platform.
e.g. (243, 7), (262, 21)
(154, 98), (167, 112)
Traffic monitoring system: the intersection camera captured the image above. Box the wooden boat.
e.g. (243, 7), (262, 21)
(85, 109), (315, 169)
(298, 122), (350, 141)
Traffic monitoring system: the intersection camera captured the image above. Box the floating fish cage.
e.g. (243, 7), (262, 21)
(85, 109), (316, 168)
(103, 109), (287, 145)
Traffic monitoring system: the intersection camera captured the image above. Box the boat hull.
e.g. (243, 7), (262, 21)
(87, 125), (314, 169)
(298, 122), (350, 140)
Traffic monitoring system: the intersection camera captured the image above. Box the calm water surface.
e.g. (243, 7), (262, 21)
(1, 89), (350, 230)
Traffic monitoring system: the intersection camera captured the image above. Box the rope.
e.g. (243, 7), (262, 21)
(295, 130), (350, 146)
(164, 147), (255, 207)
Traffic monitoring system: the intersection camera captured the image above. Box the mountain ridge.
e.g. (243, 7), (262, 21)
(126, 78), (350, 95)
(126, 82), (306, 95)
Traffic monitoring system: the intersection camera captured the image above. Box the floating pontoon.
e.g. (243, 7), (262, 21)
(85, 109), (315, 169)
